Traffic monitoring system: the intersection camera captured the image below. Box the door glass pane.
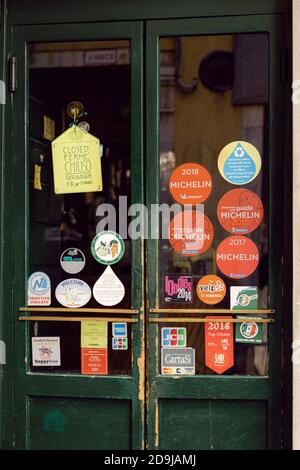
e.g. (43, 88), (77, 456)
(28, 40), (132, 375)
(159, 34), (269, 376)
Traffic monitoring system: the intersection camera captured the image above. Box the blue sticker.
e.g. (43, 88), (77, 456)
(223, 143), (256, 185)
(112, 322), (127, 338)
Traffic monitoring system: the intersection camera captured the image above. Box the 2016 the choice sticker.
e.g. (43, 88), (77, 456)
(217, 188), (264, 235)
(168, 210), (214, 256)
(196, 275), (226, 305)
(216, 236), (260, 279)
(169, 163), (212, 205)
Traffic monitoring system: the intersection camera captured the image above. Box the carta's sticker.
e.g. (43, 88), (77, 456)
(32, 337), (61, 366)
(28, 272), (51, 306)
(235, 317), (263, 344)
(60, 248), (86, 274)
(91, 231), (125, 265)
(230, 286), (258, 310)
(161, 348), (195, 375)
(51, 126), (102, 194)
(168, 210), (214, 256)
(93, 266), (125, 306)
(112, 322), (127, 338)
(218, 141), (261, 185)
(216, 236), (260, 279)
(217, 189), (264, 235)
(164, 274), (193, 303)
(55, 278), (91, 308)
(196, 275), (226, 305)
(169, 163), (212, 205)
(112, 338), (128, 350)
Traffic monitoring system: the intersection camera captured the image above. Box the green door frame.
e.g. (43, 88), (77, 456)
(146, 15), (285, 450)
(11, 21), (144, 450)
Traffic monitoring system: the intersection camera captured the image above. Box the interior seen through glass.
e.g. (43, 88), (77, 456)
(159, 34), (269, 376)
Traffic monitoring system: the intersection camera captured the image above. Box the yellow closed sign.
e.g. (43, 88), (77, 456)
(51, 126), (102, 194)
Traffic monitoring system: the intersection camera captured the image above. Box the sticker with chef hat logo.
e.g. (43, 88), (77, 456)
(91, 231), (125, 265)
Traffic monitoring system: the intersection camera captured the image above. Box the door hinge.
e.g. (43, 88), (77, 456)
(8, 56), (17, 92)
(280, 46), (288, 85)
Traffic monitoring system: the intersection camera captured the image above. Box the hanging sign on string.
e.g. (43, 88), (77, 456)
(51, 125), (102, 194)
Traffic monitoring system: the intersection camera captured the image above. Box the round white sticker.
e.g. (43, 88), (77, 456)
(60, 248), (85, 274)
(93, 266), (125, 306)
(91, 231), (125, 265)
(55, 278), (91, 308)
(60, 248), (86, 274)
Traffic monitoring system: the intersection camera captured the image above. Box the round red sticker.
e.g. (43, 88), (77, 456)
(169, 163), (212, 205)
(196, 275), (226, 305)
(216, 236), (260, 279)
(168, 210), (214, 256)
(217, 188), (264, 235)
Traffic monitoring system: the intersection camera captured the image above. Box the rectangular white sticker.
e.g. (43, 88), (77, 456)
(32, 337), (61, 366)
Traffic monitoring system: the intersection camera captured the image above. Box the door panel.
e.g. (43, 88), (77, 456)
(12, 22), (144, 450)
(146, 16), (283, 450)
(10, 14), (284, 450)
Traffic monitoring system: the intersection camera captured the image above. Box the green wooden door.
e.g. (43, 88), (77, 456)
(8, 12), (286, 450)
(12, 22), (144, 450)
(146, 15), (285, 450)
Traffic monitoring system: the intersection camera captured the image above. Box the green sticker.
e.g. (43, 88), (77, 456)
(235, 316), (264, 344)
(91, 231), (125, 265)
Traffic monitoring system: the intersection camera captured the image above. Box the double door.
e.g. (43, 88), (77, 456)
(9, 15), (285, 449)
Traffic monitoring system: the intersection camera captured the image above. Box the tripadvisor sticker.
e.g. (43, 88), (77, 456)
(196, 275), (226, 305)
(91, 231), (125, 265)
(60, 248), (86, 274)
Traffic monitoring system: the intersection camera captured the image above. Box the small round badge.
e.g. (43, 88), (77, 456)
(91, 231), (125, 265)
(60, 248), (86, 274)
(196, 275), (226, 305)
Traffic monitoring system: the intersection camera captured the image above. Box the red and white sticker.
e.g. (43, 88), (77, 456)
(205, 317), (234, 374)
(81, 348), (108, 375)
(168, 210), (214, 256)
(169, 163), (212, 205)
(217, 188), (264, 235)
(216, 236), (259, 279)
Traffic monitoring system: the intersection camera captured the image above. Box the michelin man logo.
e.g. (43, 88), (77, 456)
(0, 340), (6, 365)
(0, 81), (6, 104)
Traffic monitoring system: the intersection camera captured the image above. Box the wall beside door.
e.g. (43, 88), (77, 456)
(293, 0), (300, 450)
